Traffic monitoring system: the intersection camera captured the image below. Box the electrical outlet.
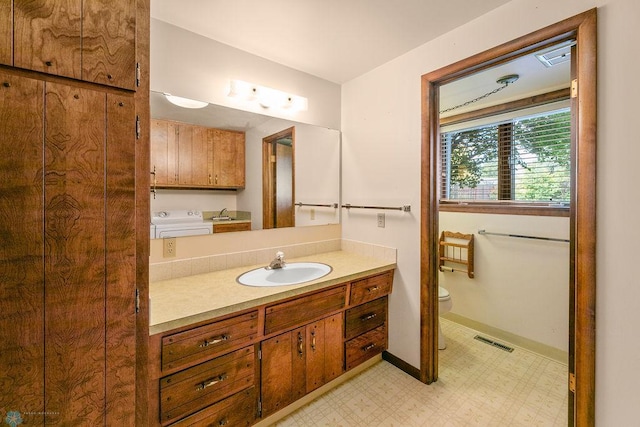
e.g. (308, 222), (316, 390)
(163, 237), (176, 258)
(310, 208), (315, 220)
(377, 213), (385, 228)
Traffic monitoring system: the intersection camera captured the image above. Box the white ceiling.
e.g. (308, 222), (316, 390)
(150, 0), (513, 84)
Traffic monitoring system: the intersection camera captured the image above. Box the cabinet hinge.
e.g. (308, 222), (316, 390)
(571, 79), (578, 98)
(258, 399), (262, 417)
(258, 349), (262, 360)
(135, 288), (140, 314)
(136, 63), (141, 88)
(136, 116), (141, 140)
(569, 372), (576, 393)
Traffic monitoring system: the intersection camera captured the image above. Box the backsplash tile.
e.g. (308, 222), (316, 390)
(149, 238), (395, 281)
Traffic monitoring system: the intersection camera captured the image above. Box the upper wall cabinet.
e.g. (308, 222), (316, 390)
(13, 0), (136, 90)
(151, 119), (246, 190)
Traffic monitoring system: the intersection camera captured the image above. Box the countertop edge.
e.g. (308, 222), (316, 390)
(149, 261), (396, 336)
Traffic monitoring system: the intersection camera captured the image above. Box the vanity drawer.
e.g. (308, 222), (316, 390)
(345, 296), (387, 340)
(162, 311), (258, 372)
(160, 346), (255, 425)
(212, 221), (251, 233)
(345, 324), (387, 370)
(349, 271), (393, 306)
(264, 286), (346, 335)
(169, 387), (256, 427)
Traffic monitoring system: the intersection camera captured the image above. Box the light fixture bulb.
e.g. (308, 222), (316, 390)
(163, 93), (208, 109)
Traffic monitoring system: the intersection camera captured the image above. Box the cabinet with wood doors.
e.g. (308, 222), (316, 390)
(150, 119), (246, 189)
(147, 269), (394, 425)
(11, 0), (136, 89)
(0, 71), (138, 425)
(212, 221), (252, 233)
(261, 313), (343, 417)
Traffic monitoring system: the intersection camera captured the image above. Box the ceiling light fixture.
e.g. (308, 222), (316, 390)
(163, 93), (209, 109)
(228, 80), (308, 111)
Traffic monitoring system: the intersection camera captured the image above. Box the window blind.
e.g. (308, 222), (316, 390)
(440, 108), (571, 204)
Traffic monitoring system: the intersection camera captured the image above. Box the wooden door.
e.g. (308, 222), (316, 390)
(210, 129), (245, 188)
(44, 82), (107, 424)
(150, 119), (178, 186)
(176, 123), (207, 186)
(0, 0), (11, 65)
(306, 314), (343, 393)
(0, 71), (46, 426)
(82, 0), (136, 89)
(261, 327), (306, 417)
(105, 93), (137, 423)
(14, 0), (82, 79)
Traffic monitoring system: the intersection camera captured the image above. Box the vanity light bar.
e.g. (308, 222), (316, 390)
(228, 79), (308, 111)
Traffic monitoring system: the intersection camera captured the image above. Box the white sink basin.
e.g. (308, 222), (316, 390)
(237, 262), (332, 287)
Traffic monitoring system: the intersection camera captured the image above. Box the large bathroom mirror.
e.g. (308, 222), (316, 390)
(150, 90), (341, 232)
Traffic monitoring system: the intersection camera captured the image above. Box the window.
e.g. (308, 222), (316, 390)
(440, 108), (571, 209)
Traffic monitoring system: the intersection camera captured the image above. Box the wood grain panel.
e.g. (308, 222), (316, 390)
(305, 320), (325, 393)
(211, 129), (246, 188)
(0, 71), (45, 426)
(261, 331), (295, 417)
(105, 93), (136, 425)
(0, 0), (12, 65)
(44, 82), (105, 424)
(191, 125), (209, 185)
(82, 0), (136, 89)
(14, 0), (82, 79)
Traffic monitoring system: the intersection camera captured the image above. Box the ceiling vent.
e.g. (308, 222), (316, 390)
(535, 40), (576, 67)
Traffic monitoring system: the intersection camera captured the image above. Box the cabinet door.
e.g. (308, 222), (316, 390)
(176, 123), (208, 186)
(0, 0), (11, 65)
(0, 72), (45, 426)
(14, 0), (82, 79)
(105, 93), (137, 423)
(151, 119), (178, 186)
(82, 0), (136, 89)
(44, 82), (107, 424)
(306, 313), (343, 393)
(261, 326), (305, 417)
(209, 129), (245, 188)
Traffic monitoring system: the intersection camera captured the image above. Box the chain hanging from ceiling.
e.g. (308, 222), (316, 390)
(439, 74), (519, 114)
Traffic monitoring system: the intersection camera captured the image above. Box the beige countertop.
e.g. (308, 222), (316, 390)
(149, 250), (396, 335)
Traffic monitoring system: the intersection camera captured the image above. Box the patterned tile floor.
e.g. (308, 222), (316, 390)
(274, 318), (568, 426)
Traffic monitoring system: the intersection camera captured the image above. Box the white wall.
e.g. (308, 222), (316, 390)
(240, 120), (341, 230)
(341, 0), (640, 423)
(439, 212), (569, 352)
(151, 19), (341, 130)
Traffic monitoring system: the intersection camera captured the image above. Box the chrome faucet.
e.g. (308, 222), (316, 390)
(266, 251), (285, 270)
(218, 208), (228, 217)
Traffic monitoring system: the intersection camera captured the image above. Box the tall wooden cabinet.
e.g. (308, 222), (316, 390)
(0, 0), (148, 424)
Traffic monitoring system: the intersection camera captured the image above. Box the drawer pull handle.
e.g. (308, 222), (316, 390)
(367, 286), (379, 293)
(362, 343), (376, 352)
(311, 331), (316, 352)
(218, 417), (228, 426)
(196, 373), (227, 391)
(199, 334), (229, 348)
(361, 313), (377, 321)
(297, 332), (304, 357)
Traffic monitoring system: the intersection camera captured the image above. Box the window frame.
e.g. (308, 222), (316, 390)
(438, 89), (571, 217)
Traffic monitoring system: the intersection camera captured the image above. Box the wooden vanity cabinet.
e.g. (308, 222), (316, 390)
(0, 1), (10, 65)
(149, 269), (394, 425)
(213, 221), (252, 233)
(150, 118), (246, 189)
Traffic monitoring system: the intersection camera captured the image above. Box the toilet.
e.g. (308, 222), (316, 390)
(438, 286), (453, 350)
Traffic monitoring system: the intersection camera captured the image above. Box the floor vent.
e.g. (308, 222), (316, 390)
(473, 335), (514, 352)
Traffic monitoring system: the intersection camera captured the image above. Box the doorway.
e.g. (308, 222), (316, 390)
(420, 9), (596, 426)
(263, 127), (296, 229)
